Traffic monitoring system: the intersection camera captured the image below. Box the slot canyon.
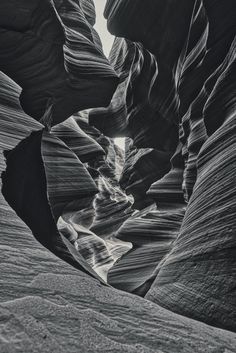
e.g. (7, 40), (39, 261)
(0, 1), (236, 352)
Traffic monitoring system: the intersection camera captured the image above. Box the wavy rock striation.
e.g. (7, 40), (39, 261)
(1, 0), (236, 350)
(145, 36), (236, 332)
(0, 0), (118, 124)
(103, 0), (236, 333)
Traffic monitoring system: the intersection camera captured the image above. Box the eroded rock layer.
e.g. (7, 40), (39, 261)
(145, 38), (236, 332)
(1, 0), (236, 350)
(102, 0), (236, 332)
(0, 0), (118, 124)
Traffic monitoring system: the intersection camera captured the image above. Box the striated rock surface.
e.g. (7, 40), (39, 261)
(0, 0), (118, 124)
(1, 0), (236, 350)
(108, 205), (185, 296)
(145, 36), (236, 332)
(90, 35), (179, 151)
(51, 117), (105, 163)
(103, 0), (236, 334)
(119, 139), (172, 209)
(2, 63), (235, 353)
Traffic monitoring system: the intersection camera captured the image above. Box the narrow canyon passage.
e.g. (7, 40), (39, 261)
(0, 1), (236, 352)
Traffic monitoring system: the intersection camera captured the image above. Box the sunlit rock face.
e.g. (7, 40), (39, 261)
(1, 0), (236, 350)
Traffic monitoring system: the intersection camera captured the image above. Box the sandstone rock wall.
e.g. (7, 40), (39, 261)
(0, 0), (236, 350)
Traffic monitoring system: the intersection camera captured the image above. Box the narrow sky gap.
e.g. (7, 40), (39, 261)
(94, 0), (114, 57)
(94, 0), (125, 151)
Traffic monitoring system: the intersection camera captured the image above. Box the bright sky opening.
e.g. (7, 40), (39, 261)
(93, 0), (125, 151)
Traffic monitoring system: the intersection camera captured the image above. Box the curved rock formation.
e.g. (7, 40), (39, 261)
(1, 0), (236, 350)
(0, 72), (133, 285)
(146, 36), (236, 333)
(90, 36), (178, 152)
(2, 128), (104, 281)
(108, 205), (185, 296)
(119, 140), (172, 209)
(0, 0), (118, 124)
(51, 117), (105, 163)
(103, 0), (236, 334)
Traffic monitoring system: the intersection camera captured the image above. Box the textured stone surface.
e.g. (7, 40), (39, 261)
(145, 40), (236, 332)
(0, 0), (118, 124)
(1, 75), (235, 351)
(1, 0), (236, 350)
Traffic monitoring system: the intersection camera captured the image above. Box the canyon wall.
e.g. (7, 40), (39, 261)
(0, 0), (236, 351)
